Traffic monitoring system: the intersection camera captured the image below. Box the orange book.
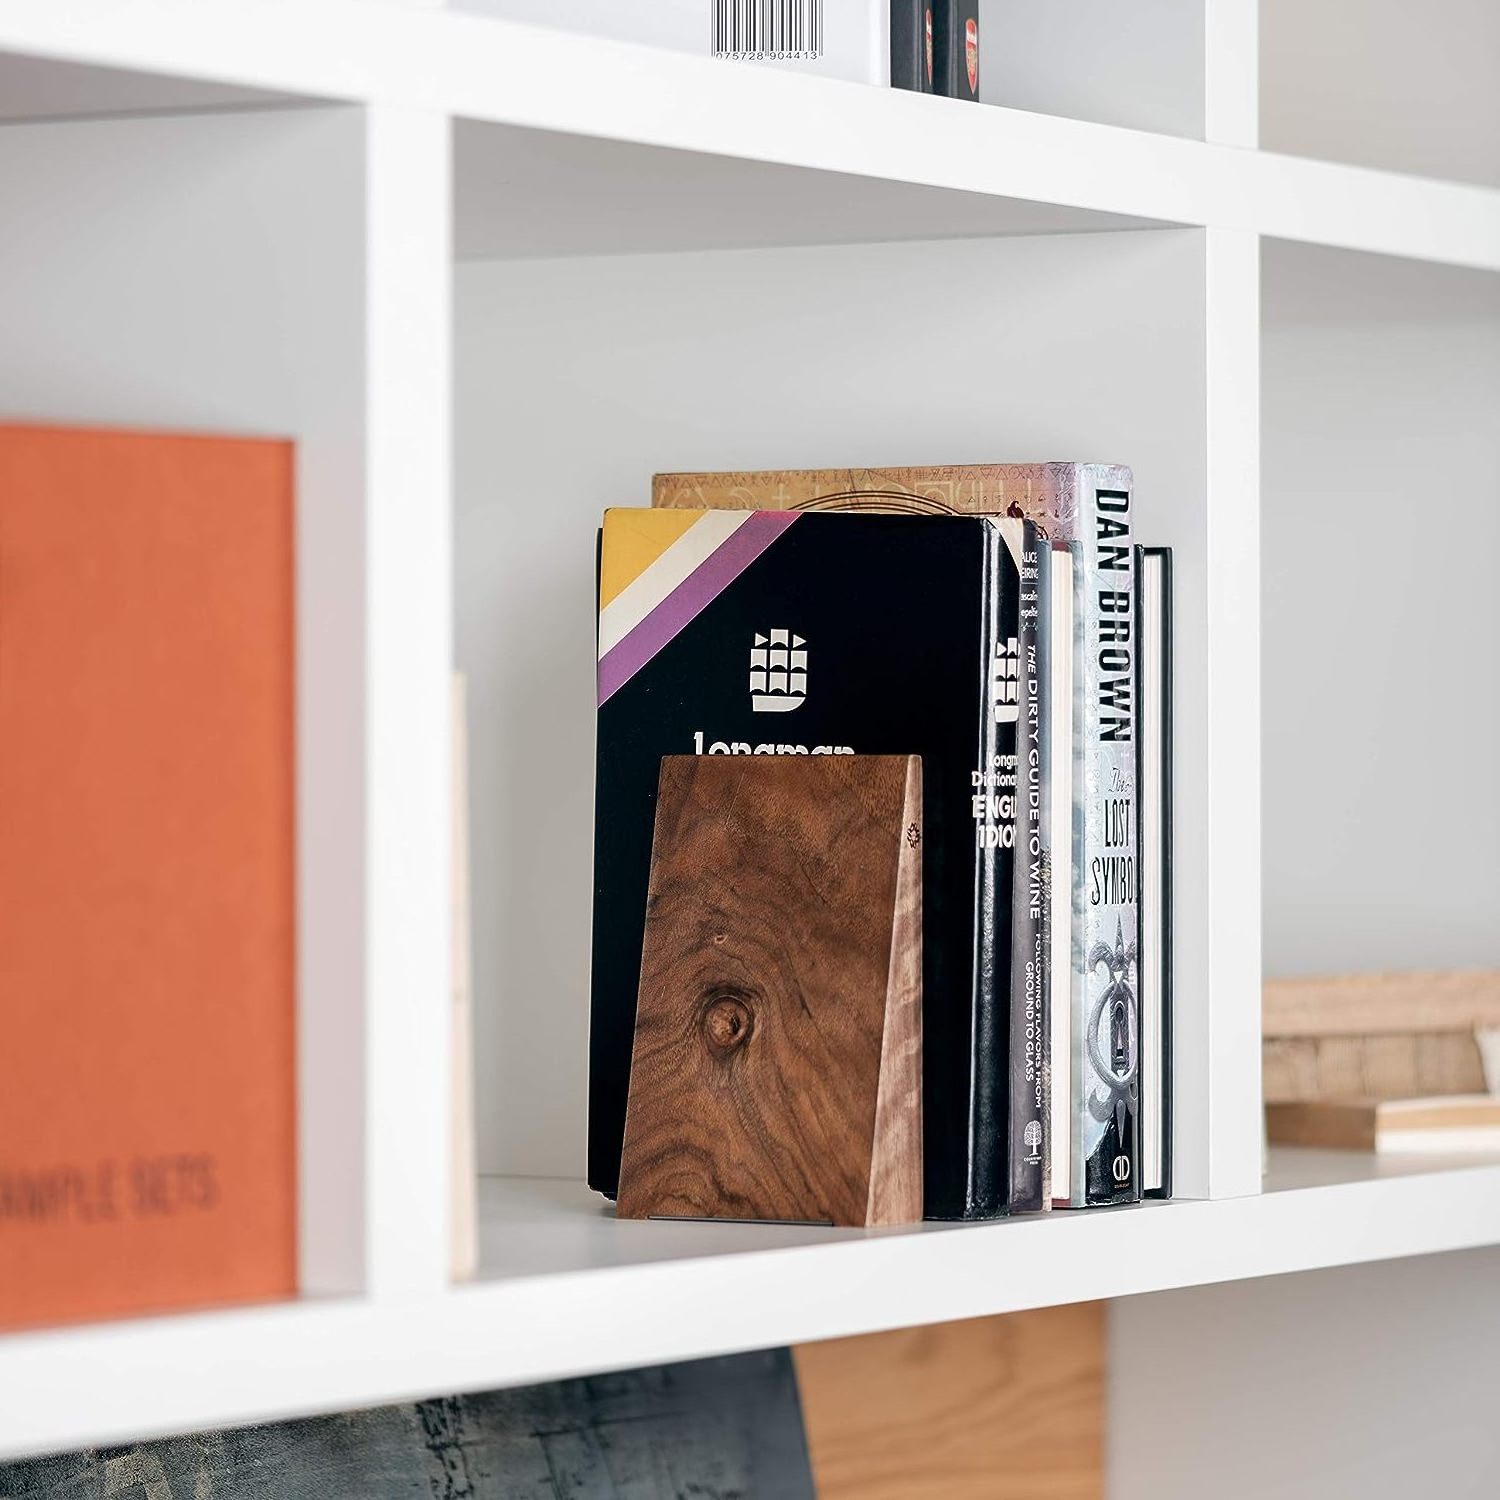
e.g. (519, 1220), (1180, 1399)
(0, 423), (297, 1330)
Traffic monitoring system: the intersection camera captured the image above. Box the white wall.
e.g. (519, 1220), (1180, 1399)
(1111, 1247), (1500, 1497)
(980, 0), (1205, 139)
(455, 228), (1209, 1178)
(1261, 240), (1500, 977)
(1262, 0), (1500, 186)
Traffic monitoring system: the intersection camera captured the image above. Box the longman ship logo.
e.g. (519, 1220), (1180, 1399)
(992, 636), (1020, 724)
(750, 628), (807, 713)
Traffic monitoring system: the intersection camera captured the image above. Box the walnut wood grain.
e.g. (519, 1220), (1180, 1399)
(1263, 971), (1500, 1037)
(866, 754), (923, 1225)
(794, 1306), (1105, 1500)
(617, 754), (922, 1227)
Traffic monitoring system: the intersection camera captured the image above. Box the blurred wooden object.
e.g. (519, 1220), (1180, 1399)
(794, 1305), (1105, 1500)
(1263, 973), (1500, 1151)
(1263, 1032), (1485, 1103)
(1263, 972), (1500, 1115)
(1263, 971), (1500, 1037)
(618, 754), (923, 1227)
(1267, 1096), (1500, 1153)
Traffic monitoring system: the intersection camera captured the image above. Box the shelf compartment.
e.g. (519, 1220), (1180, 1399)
(453, 226), (1227, 1189)
(1261, 241), (1500, 977)
(0, 101), (453, 1307)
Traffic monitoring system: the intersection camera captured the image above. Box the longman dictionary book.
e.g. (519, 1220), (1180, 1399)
(0, 423), (297, 1330)
(592, 507), (1041, 1220)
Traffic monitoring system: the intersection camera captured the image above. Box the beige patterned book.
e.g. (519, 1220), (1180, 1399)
(653, 463), (1103, 542)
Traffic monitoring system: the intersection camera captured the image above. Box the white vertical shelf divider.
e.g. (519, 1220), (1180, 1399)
(1204, 0), (1258, 149)
(361, 101), (455, 1299)
(1173, 3), (1263, 1201)
(291, 107), (386, 1300)
(1193, 223), (1263, 1201)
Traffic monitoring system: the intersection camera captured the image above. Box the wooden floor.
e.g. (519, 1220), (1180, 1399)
(795, 1304), (1105, 1500)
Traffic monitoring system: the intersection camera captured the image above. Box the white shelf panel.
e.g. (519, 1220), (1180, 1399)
(0, 50), (297, 121)
(451, 119), (1155, 259)
(0, 0), (1497, 267)
(3, 1150), (1500, 1463)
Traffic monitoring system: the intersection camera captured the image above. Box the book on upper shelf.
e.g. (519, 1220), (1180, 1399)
(0, 422), (297, 1331)
(453, 0), (889, 85)
(934, 0), (979, 102)
(890, 0), (935, 92)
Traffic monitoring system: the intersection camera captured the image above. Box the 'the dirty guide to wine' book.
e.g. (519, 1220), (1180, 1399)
(652, 462), (1144, 1209)
(591, 507), (1038, 1220)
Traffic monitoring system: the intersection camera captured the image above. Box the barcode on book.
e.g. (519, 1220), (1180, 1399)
(712, 0), (823, 58)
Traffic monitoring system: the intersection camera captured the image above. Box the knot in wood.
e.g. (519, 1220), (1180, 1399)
(700, 990), (755, 1058)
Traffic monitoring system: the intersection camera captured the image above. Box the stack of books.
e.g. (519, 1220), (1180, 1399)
(591, 463), (1174, 1218)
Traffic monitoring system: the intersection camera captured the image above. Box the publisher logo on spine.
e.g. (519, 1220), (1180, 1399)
(750, 628), (807, 713)
(991, 636), (1020, 723)
(965, 16), (978, 94)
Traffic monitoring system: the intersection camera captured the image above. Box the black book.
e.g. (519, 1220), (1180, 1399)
(591, 508), (1031, 1220)
(934, 0), (980, 102)
(1137, 545), (1172, 1198)
(890, 0), (935, 93)
(1007, 530), (1050, 1212)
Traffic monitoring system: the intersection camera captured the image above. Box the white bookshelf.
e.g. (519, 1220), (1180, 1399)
(0, 0), (1496, 1471)
(3, 1150), (1500, 1463)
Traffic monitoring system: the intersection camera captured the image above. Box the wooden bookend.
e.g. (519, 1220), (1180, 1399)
(617, 754), (923, 1228)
